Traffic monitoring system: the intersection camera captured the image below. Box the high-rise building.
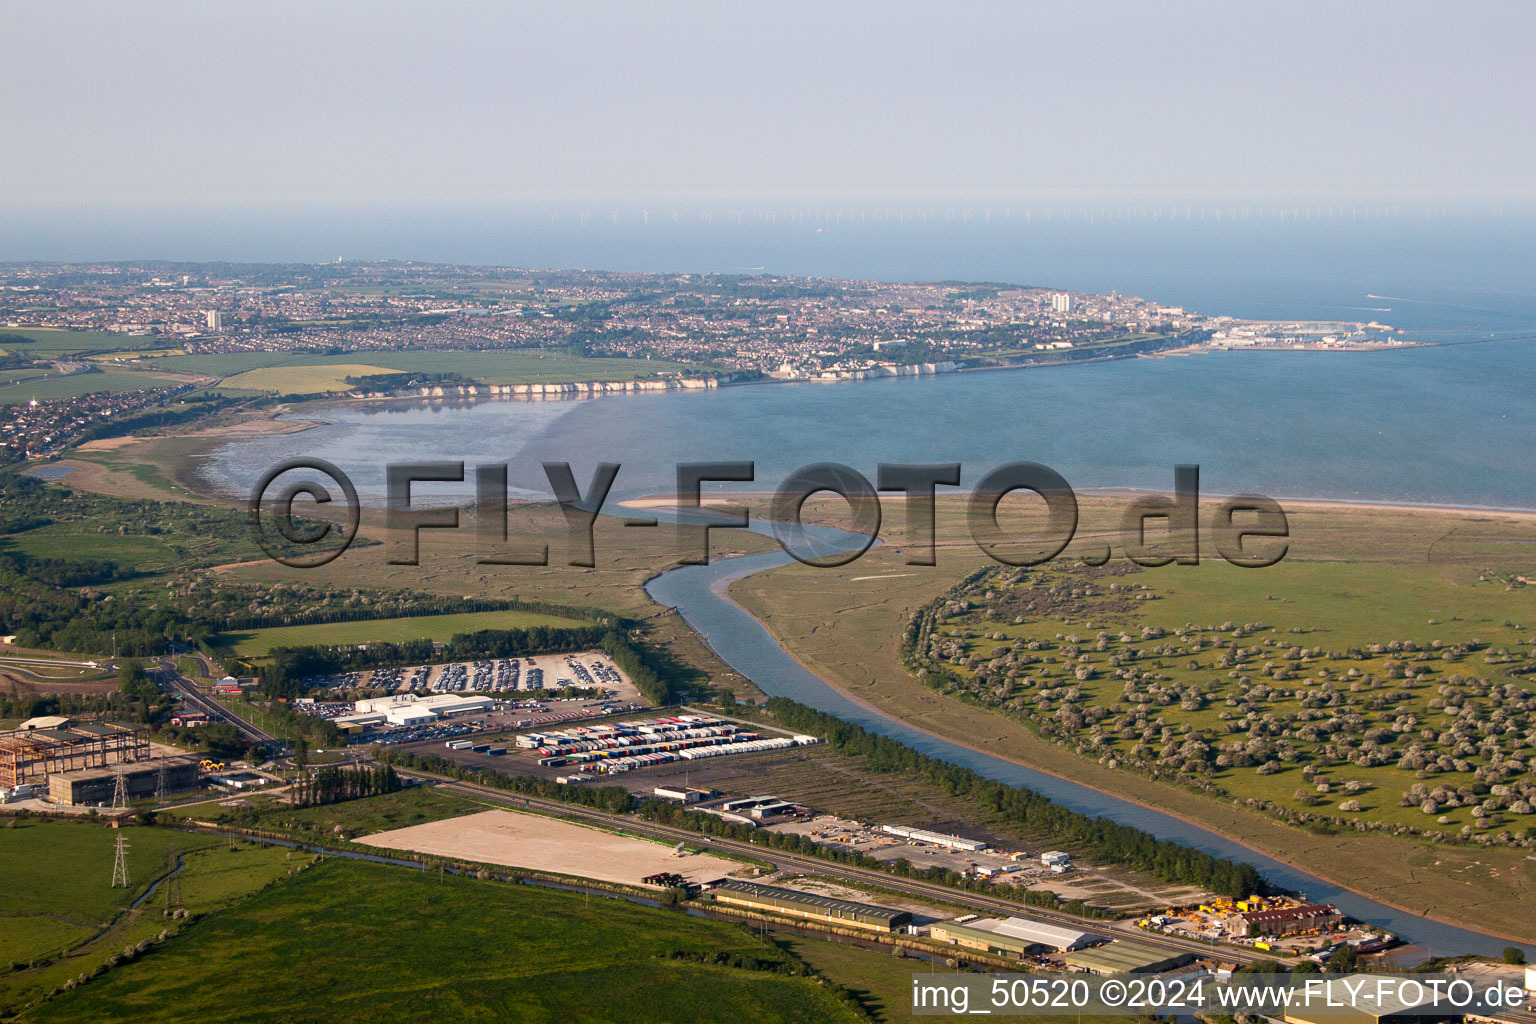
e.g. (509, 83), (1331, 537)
(205, 310), (224, 330)
(1051, 293), (1072, 314)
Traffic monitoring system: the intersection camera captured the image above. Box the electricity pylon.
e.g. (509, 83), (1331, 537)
(111, 833), (131, 888)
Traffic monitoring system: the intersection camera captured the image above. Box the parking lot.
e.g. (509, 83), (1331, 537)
(290, 652), (648, 748)
(296, 652), (637, 702)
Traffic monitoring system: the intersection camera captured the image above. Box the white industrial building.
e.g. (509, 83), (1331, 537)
(1041, 850), (1071, 871)
(932, 915), (1102, 954)
(881, 823), (989, 852)
(337, 693), (495, 731)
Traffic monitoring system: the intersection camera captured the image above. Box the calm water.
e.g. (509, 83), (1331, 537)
(201, 341), (1536, 510)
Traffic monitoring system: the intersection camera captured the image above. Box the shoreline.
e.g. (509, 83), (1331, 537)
(618, 489), (1536, 521)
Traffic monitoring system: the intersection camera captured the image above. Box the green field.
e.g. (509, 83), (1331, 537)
(0, 822), (220, 969)
(216, 608), (590, 656)
(4, 525), (183, 575)
(909, 555), (1536, 837)
(0, 368), (183, 405)
(25, 855), (861, 1024)
(171, 783), (495, 840)
(0, 328), (159, 357)
(0, 822), (312, 1018)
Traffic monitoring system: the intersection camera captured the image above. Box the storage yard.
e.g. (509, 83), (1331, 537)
(523, 713), (821, 776)
(358, 808), (745, 887)
(402, 710), (824, 782)
(1136, 894), (1391, 956)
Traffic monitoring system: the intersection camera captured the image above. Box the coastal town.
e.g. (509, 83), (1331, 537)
(0, 262), (1411, 463)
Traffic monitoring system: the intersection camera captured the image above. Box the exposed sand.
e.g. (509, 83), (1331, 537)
(184, 413), (321, 437)
(618, 496), (750, 510)
(621, 490), (1536, 522)
(75, 436), (143, 451)
(359, 808), (743, 886)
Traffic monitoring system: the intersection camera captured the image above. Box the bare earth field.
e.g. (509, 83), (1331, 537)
(359, 808), (745, 886)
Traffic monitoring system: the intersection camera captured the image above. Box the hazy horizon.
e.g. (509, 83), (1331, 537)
(3, 0), (1533, 212)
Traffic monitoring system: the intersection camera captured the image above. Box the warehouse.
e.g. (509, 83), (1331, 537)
(709, 880), (912, 933)
(384, 706), (437, 727)
(1225, 902), (1343, 938)
(880, 824), (989, 852)
(1279, 980), (1461, 1024)
(1063, 940), (1192, 975)
(48, 756), (200, 806)
(345, 693), (495, 730)
(931, 916), (1104, 957)
(353, 694), (494, 718)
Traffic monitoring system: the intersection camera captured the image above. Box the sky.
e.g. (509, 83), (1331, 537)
(2, 0), (1533, 212)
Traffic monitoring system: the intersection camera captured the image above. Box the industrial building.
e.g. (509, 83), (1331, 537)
(709, 880), (912, 933)
(1278, 980), (1461, 1024)
(48, 755), (200, 806)
(337, 693), (495, 731)
(0, 720), (150, 788)
(880, 824), (989, 852)
(1063, 940), (1193, 975)
(1225, 902), (1343, 938)
(930, 916), (1103, 957)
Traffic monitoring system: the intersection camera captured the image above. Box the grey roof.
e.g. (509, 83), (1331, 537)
(711, 880), (909, 921)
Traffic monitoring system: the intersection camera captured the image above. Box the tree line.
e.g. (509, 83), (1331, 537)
(291, 764), (402, 808)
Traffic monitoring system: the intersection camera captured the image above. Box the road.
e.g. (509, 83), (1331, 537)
(397, 768), (1268, 966)
(153, 647), (279, 747)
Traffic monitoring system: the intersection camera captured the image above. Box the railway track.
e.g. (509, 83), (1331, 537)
(404, 769), (1266, 966)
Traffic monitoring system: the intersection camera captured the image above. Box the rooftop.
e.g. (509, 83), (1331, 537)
(711, 880), (908, 922)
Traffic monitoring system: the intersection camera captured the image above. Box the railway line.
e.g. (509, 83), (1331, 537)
(406, 770), (1269, 966)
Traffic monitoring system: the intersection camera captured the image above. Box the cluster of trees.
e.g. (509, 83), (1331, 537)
(762, 697), (1267, 898)
(0, 472), (328, 655)
(1, 547), (132, 587)
(910, 561), (1536, 837)
(0, 666), (167, 725)
(600, 630), (681, 705)
(291, 764), (402, 807)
